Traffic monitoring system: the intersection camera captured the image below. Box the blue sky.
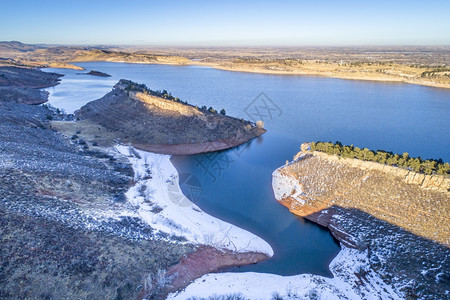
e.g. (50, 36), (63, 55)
(1, 0), (449, 46)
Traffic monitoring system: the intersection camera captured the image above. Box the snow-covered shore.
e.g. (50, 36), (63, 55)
(115, 145), (273, 256)
(167, 246), (401, 300)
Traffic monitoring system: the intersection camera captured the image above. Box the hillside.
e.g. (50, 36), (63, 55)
(0, 41), (45, 53)
(0, 66), (270, 299)
(72, 79), (265, 155)
(0, 66), (62, 104)
(0, 42), (190, 68)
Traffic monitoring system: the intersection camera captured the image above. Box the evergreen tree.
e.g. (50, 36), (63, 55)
(309, 141), (448, 175)
(437, 163), (450, 175)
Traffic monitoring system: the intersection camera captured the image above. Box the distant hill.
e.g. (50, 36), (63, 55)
(0, 41), (45, 53)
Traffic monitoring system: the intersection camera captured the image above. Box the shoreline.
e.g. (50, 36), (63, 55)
(167, 245), (400, 299)
(197, 62), (450, 90)
(115, 145), (273, 256)
(46, 59), (450, 90)
(35, 63), (447, 298)
(3, 64), (422, 298)
(132, 129), (265, 155)
(114, 145), (273, 297)
(160, 246), (269, 298)
(160, 147), (399, 299)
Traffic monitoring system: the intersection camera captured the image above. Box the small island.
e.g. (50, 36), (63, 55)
(86, 70), (111, 77)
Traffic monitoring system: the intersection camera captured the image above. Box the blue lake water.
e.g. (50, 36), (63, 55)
(44, 62), (450, 276)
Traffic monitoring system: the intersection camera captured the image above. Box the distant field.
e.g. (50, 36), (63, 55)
(1, 41), (449, 88)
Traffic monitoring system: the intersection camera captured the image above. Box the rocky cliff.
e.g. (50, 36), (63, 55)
(272, 144), (450, 298)
(274, 145), (449, 246)
(292, 148), (450, 196)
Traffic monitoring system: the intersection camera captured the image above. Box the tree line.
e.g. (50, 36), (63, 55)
(125, 82), (226, 115)
(310, 141), (450, 175)
(421, 67), (450, 78)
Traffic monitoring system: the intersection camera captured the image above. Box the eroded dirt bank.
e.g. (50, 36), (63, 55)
(152, 246), (269, 299)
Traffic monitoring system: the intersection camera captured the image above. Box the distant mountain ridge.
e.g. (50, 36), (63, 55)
(0, 41), (46, 53)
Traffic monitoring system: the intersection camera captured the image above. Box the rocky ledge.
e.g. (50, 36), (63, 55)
(272, 143), (450, 299)
(75, 79), (266, 155)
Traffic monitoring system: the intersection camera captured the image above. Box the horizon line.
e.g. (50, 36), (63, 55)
(3, 40), (450, 48)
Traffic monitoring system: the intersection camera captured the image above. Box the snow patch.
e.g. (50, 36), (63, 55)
(272, 168), (305, 204)
(115, 145), (273, 256)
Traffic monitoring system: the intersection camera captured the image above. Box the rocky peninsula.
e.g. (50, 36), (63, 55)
(72, 79), (265, 155)
(272, 143), (450, 299)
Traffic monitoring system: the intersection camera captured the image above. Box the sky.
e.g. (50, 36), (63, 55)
(1, 0), (449, 46)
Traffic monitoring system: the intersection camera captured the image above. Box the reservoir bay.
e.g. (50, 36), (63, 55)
(44, 62), (450, 276)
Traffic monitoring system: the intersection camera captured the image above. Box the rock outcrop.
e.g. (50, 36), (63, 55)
(272, 144), (450, 298)
(293, 150), (450, 196)
(275, 146), (449, 246)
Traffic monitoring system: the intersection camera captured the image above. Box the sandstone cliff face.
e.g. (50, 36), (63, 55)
(293, 150), (450, 196)
(134, 92), (202, 117)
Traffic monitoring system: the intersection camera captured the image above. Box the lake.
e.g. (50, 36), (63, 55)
(44, 62), (450, 276)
